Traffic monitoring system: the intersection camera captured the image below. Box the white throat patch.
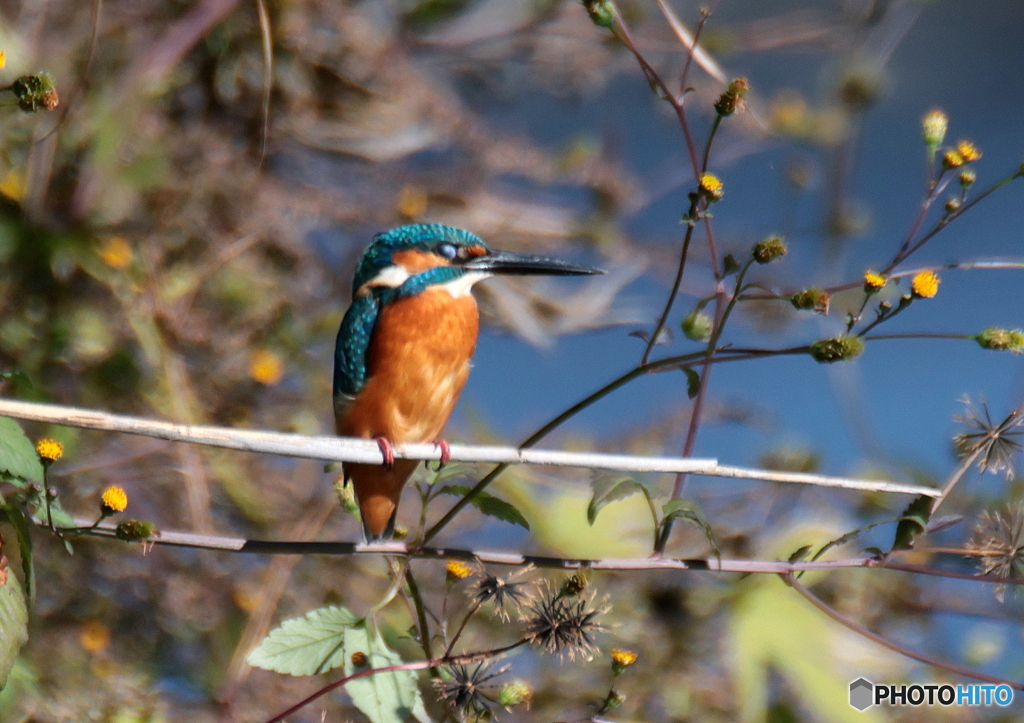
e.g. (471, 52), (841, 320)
(437, 271), (491, 298)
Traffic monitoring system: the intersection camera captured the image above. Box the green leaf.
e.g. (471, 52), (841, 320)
(0, 565), (28, 690)
(587, 475), (649, 525)
(29, 495), (75, 530)
(3, 506), (32, 600)
(803, 516), (901, 572)
(0, 418), (42, 485)
(787, 544), (812, 564)
(437, 485), (529, 530)
(343, 622), (431, 723)
(246, 605), (359, 675)
(425, 463), (476, 490)
(683, 368), (700, 399)
(660, 498), (720, 561)
(0, 370), (31, 391)
(891, 494), (932, 552)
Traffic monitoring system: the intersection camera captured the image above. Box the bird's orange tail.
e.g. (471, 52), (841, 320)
(345, 459), (419, 541)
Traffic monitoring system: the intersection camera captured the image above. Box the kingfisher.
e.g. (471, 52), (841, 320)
(334, 223), (603, 541)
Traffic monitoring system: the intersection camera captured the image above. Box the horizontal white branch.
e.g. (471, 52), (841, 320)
(0, 398), (939, 497)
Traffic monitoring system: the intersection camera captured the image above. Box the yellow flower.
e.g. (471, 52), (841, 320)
(911, 270), (940, 298)
(79, 620), (110, 653)
(98, 236), (133, 269)
(699, 173), (724, 201)
(0, 52), (6, 70)
(36, 438), (63, 461)
(921, 108), (947, 147)
(611, 648), (638, 673)
(249, 349), (284, 385)
(101, 486), (128, 515)
(956, 140), (982, 163)
(942, 149), (963, 169)
(863, 271), (887, 292)
(446, 560), (474, 581)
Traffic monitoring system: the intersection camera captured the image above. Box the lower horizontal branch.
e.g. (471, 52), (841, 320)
(74, 519), (1024, 585)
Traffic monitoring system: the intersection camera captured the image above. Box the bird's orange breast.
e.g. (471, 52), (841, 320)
(336, 287), (480, 443)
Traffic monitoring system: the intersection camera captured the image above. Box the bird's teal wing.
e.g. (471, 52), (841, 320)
(333, 291), (381, 408)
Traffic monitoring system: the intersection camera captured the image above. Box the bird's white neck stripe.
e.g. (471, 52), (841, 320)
(364, 265), (411, 289)
(361, 266), (490, 298)
(435, 271), (491, 298)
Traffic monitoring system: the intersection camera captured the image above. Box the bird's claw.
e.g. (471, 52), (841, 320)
(373, 436), (395, 469)
(427, 439), (451, 472)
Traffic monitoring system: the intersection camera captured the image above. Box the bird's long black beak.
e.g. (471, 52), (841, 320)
(462, 250), (605, 276)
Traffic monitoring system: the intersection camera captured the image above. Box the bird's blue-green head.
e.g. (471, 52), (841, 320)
(335, 224), (603, 401)
(350, 223), (603, 299)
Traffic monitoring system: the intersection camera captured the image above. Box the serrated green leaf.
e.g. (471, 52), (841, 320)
(3, 506), (32, 600)
(891, 494), (932, 552)
(587, 475), (648, 525)
(0, 566), (28, 690)
(437, 485), (529, 530)
(683, 368), (700, 399)
(0, 418), (42, 485)
(660, 498), (720, 561)
(246, 605), (359, 675)
(343, 622), (431, 723)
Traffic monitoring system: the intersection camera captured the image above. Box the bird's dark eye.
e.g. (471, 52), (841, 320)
(436, 242), (459, 260)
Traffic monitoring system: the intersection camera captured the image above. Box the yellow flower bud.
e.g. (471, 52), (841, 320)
(36, 438), (63, 462)
(698, 173), (724, 202)
(101, 485), (128, 515)
(921, 109), (948, 147)
(911, 270), (940, 299)
(863, 271), (887, 293)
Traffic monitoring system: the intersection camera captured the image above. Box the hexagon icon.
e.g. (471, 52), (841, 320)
(849, 678), (874, 711)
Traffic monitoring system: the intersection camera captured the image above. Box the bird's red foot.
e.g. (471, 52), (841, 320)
(427, 439), (451, 471)
(373, 436), (395, 469)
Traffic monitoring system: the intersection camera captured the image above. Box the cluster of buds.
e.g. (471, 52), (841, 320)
(752, 235), (786, 264)
(114, 519), (158, 542)
(942, 140), (982, 169)
(809, 336), (864, 363)
(791, 287), (831, 315)
(714, 78), (749, 117)
(975, 328), (1024, 354)
(7, 72), (59, 112)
